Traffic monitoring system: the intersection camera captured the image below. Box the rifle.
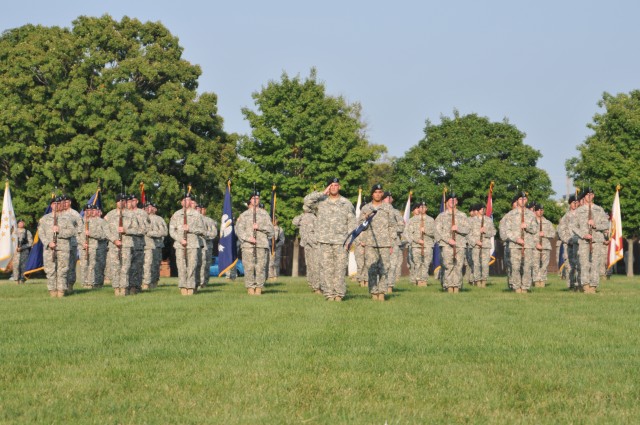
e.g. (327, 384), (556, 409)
(451, 201), (457, 260)
(520, 203), (525, 257)
(85, 208), (90, 267)
(420, 205), (425, 257)
(118, 196), (123, 264)
(253, 183), (257, 262)
(183, 186), (189, 269)
(588, 199), (593, 255)
(52, 200), (58, 266)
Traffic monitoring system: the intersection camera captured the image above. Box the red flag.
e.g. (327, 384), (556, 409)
(607, 186), (623, 269)
(486, 181), (496, 265)
(140, 182), (146, 205)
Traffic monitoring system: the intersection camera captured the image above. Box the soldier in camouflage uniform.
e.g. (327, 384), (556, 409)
(557, 195), (579, 289)
(384, 192), (406, 293)
(199, 204), (217, 288)
(38, 197), (77, 297)
(532, 203), (556, 287)
(354, 197), (367, 287)
(126, 194), (148, 294)
(403, 202), (435, 286)
(142, 202), (168, 290)
(434, 193), (470, 293)
(304, 178), (355, 301)
(358, 184), (396, 301)
(501, 192), (538, 293)
(60, 195), (82, 293)
(463, 205), (476, 285)
(268, 220), (285, 279)
(80, 204), (108, 288)
(570, 188), (609, 293)
(469, 203), (496, 288)
(104, 194), (141, 296)
(11, 219), (33, 284)
(293, 205), (320, 293)
(236, 192), (274, 295)
(169, 194), (206, 295)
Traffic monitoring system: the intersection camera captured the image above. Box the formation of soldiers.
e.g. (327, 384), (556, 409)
(20, 181), (611, 299)
(293, 182), (611, 300)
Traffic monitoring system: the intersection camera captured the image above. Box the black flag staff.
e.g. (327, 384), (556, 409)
(343, 209), (378, 251)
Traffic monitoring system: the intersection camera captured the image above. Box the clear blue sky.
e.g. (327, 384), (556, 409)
(3, 0), (639, 198)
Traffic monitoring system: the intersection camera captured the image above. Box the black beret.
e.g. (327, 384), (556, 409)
(568, 194), (576, 203)
(116, 193), (127, 202)
(328, 177), (339, 185)
(371, 183), (383, 194)
(446, 192), (457, 201)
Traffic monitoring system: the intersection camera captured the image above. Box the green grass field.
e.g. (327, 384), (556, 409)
(1, 274), (639, 424)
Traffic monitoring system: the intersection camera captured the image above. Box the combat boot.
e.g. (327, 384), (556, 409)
(247, 288), (255, 295)
(334, 296), (342, 302)
(447, 287), (454, 293)
(378, 293), (385, 301)
(141, 284), (150, 291)
(254, 287), (262, 296)
(387, 287), (393, 294)
(453, 287), (459, 293)
(49, 290), (57, 298)
(57, 290), (65, 298)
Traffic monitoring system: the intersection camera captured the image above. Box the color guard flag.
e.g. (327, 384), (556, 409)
(0, 181), (17, 271)
(403, 191), (412, 224)
(432, 187), (446, 277)
(607, 186), (623, 270)
(218, 180), (238, 277)
(348, 187), (362, 276)
(486, 181), (496, 265)
(24, 195), (54, 277)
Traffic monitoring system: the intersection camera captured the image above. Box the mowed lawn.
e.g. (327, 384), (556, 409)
(1, 274), (639, 424)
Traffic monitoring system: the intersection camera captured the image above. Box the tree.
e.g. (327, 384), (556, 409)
(0, 15), (235, 226)
(390, 111), (560, 223)
(237, 69), (385, 238)
(566, 91), (640, 276)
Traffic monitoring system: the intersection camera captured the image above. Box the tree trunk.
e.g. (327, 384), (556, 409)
(626, 237), (635, 277)
(291, 237), (299, 277)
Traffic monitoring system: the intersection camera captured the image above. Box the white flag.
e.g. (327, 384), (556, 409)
(347, 188), (362, 276)
(0, 182), (17, 271)
(607, 187), (623, 269)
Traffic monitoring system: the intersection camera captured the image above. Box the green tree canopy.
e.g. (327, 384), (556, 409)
(567, 91), (640, 237)
(391, 111), (560, 223)
(237, 69), (386, 236)
(0, 15), (235, 225)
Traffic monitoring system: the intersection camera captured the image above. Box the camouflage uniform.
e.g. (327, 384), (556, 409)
(387, 207), (405, 289)
(199, 214), (217, 287)
(268, 225), (285, 279)
(11, 227), (33, 283)
(434, 208), (470, 290)
(128, 206), (148, 291)
(64, 208), (82, 290)
(557, 210), (575, 287)
(304, 191), (355, 299)
(501, 207), (538, 291)
(169, 207), (206, 291)
(469, 214), (496, 285)
(403, 212), (435, 285)
(571, 200), (609, 291)
(79, 213), (108, 287)
(532, 215), (556, 285)
(104, 206), (140, 292)
(236, 206), (274, 290)
(293, 209), (320, 291)
(143, 211), (168, 289)
(359, 202), (397, 296)
(38, 211), (77, 295)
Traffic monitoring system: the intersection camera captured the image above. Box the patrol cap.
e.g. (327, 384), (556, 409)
(371, 183), (383, 194)
(327, 177), (340, 185)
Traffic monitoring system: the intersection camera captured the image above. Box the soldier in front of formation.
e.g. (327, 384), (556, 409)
(304, 178), (355, 301)
(468, 203), (496, 288)
(236, 191), (274, 295)
(570, 188), (609, 293)
(143, 201), (168, 290)
(38, 197), (78, 298)
(532, 203), (556, 288)
(403, 201), (435, 287)
(198, 204), (217, 289)
(80, 204), (108, 289)
(434, 193), (470, 293)
(358, 184), (397, 301)
(169, 193), (206, 296)
(12, 219), (33, 285)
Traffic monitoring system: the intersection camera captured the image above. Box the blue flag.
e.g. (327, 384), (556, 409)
(432, 189), (445, 278)
(558, 243), (566, 275)
(81, 187), (102, 218)
(343, 209), (378, 250)
(218, 180), (238, 277)
(24, 201), (52, 278)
